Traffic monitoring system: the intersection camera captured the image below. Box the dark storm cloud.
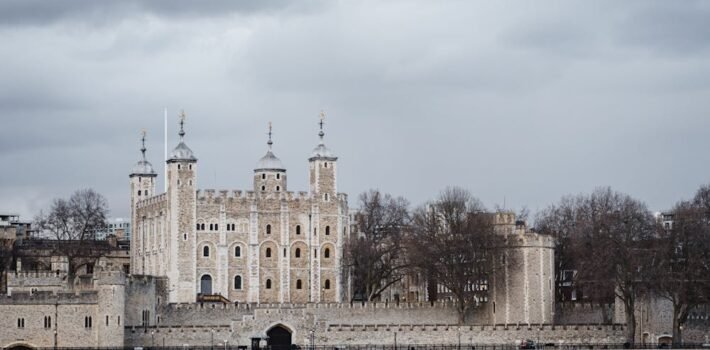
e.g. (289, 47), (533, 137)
(1, 1), (709, 222)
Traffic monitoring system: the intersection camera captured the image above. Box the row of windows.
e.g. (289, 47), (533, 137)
(176, 164), (193, 170)
(261, 173), (282, 180)
(229, 276), (331, 290)
(194, 223), (332, 236)
(260, 185), (282, 191)
(137, 190), (150, 196)
(202, 246), (332, 259)
(17, 315), (120, 329)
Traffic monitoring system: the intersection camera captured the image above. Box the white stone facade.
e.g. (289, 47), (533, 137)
(130, 119), (349, 304)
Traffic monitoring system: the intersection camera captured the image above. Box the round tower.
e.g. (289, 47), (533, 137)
(129, 130), (157, 275)
(166, 111), (198, 303)
(254, 122), (287, 194)
(490, 212), (555, 325)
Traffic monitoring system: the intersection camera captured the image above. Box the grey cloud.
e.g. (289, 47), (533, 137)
(0, 0), (321, 27)
(1, 1), (710, 221)
(614, 1), (710, 54)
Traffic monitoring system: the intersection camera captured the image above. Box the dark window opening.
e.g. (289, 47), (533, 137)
(295, 248), (301, 258)
(296, 225), (301, 235)
(266, 247), (272, 258)
(325, 226), (330, 235)
(296, 279), (302, 289)
(234, 275), (242, 290)
(266, 279), (272, 289)
(325, 279), (331, 289)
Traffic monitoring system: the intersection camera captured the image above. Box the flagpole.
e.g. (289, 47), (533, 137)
(164, 107), (168, 193)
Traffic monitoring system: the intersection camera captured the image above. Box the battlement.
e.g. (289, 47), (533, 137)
(195, 189), (312, 202)
(502, 231), (555, 248)
(325, 323), (625, 332)
(137, 193), (167, 209)
(0, 290), (99, 304)
(163, 300), (459, 312)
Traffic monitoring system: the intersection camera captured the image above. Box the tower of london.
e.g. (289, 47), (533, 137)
(129, 113), (349, 304)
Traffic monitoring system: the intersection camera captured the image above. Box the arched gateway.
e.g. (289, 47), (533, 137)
(267, 324), (292, 350)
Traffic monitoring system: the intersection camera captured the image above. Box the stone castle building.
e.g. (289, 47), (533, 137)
(1, 113), (707, 348)
(130, 115), (348, 304)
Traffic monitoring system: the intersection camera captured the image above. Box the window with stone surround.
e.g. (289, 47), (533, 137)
(325, 226), (330, 235)
(266, 247), (272, 258)
(266, 224), (271, 234)
(296, 225), (301, 235)
(266, 279), (272, 289)
(261, 185), (266, 191)
(235, 245), (241, 257)
(203, 246), (210, 257)
(276, 173), (280, 179)
(44, 316), (51, 328)
(276, 186), (280, 191)
(234, 275), (242, 290)
(296, 279), (302, 289)
(295, 248), (301, 258)
(324, 248), (330, 258)
(85, 316), (92, 328)
(17, 318), (24, 328)
(324, 279), (331, 289)
(262, 173), (266, 179)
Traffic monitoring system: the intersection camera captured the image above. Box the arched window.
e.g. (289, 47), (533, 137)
(138, 190), (142, 196)
(276, 186), (280, 191)
(266, 279), (272, 289)
(324, 193), (329, 201)
(261, 185), (265, 191)
(209, 224), (214, 231)
(266, 247), (272, 258)
(325, 226), (330, 235)
(234, 275), (242, 290)
(295, 248), (301, 258)
(324, 279), (331, 289)
(234, 246), (241, 257)
(296, 225), (301, 235)
(276, 173), (280, 179)
(262, 173), (266, 179)
(214, 224), (218, 231)
(324, 248), (330, 258)
(324, 162), (328, 168)
(266, 224), (271, 234)
(296, 279), (302, 289)
(203, 246), (210, 257)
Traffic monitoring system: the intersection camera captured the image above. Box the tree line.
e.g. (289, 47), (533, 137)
(344, 185), (710, 344)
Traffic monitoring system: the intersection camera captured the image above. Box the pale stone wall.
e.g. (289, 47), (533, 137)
(0, 269), (130, 348)
(134, 153), (348, 305)
(125, 302), (628, 347)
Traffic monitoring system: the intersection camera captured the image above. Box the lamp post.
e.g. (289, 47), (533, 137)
(309, 329), (315, 350)
(394, 331), (397, 350)
(211, 329), (215, 350)
(151, 331), (155, 348)
(457, 327), (461, 350)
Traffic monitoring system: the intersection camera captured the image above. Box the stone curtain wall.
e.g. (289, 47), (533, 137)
(125, 302), (627, 347)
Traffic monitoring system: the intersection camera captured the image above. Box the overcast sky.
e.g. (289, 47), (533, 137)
(1, 0), (709, 221)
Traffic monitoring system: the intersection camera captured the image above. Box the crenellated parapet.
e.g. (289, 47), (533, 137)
(0, 290), (99, 304)
(136, 193), (167, 209)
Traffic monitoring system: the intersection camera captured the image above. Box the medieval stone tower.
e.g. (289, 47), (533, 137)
(130, 112), (349, 304)
(166, 114), (198, 303)
(129, 132), (157, 275)
(489, 212), (555, 325)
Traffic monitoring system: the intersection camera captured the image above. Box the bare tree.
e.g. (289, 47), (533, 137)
(344, 190), (410, 301)
(409, 187), (500, 324)
(537, 187), (655, 343)
(34, 189), (110, 287)
(652, 186), (710, 345)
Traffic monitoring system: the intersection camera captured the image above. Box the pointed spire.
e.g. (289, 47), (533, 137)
(318, 110), (326, 143)
(140, 129), (147, 160)
(178, 110), (186, 140)
(267, 121), (273, 150)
